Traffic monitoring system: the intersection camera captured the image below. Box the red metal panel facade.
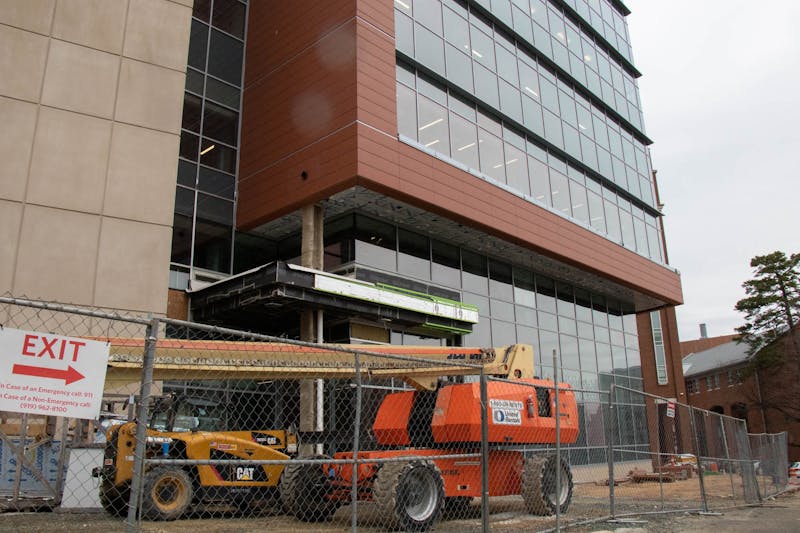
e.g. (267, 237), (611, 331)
(239, 0), (683, 305)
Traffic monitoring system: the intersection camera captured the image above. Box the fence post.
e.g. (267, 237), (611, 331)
(552, 349), (560, 531)
(688, 408), (708, 512)
(12, 413), (28, 504)
(350, 350), (362, 532)
(54, 415), (70, 505)
(655, 399), (664, 511)
(480, 368), (489, 533)
(719, 417), (736, 505)
(738, 424), (759, 504)
(606, 385), (616, 519)
(125, 317), (159, 533)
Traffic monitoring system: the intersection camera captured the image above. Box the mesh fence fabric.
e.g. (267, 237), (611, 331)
(0, 296), (791, 531)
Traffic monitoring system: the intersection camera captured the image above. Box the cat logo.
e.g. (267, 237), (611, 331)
(236, 466), (255, 481)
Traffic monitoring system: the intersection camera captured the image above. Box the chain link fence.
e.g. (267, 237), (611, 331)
(0, 296), (791, 531)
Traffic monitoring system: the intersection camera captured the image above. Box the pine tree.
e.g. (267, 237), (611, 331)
(734, 251), (800, 426)
(735, 251), (800, 364)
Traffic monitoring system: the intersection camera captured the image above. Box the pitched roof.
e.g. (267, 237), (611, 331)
(682, 341), (750, 378)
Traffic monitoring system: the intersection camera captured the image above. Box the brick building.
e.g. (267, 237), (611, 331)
(683, 334), (800, 461)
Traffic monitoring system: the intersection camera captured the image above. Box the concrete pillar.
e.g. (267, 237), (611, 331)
(299, 204), (324, 454)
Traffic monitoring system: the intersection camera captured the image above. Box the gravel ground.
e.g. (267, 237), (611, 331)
(0, 486), (797, 532)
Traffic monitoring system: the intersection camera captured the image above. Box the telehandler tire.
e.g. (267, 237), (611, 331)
(280, 455), (338, 522)
(521, 454), (573, 515)
(141, 466), (193, 520)
(99, 480), (130, 517)
(373, 460), (445, 531)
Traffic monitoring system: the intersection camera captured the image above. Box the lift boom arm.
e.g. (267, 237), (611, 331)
(104, 339), (535, 390)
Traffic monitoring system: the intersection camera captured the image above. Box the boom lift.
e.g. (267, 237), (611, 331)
(96, 340), (578, 528)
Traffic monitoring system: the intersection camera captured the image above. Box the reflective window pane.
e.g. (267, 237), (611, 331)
(469, 26), (495, 69)
(202, 101), (238, 146)
(450, 112), (479, 170)
(198, 166), (235, 199)
(443, 6), (470, 50)
(505, 143), (528, 195)
(415, 24), (445, 73)
(397, 82), (417, 138)
(192, 0), (210, 22)
(188, 20), (208, 70)
(474, 63), (499, 109)
(478, 128), (505, 183)
(530, 156), (550, 205)
(206, 77), (240, 109)
(550, 170), (571, 215)
(496, 43), (518, 84)
(200, 139), (236, 173)
(177, 159), (197, 187)
(570, 179), (589, 225)
(417, 96), (449, 154)
(208, 29), (243, 85)
(212, 0), (245, 39)
(415, 0), (443, 33)
(180, 131), (199, 160)
(445, 44), (474, 92)
(186, 68), (204, 94)
(182, 93), (202, 132)
(395, 12), (414, 56)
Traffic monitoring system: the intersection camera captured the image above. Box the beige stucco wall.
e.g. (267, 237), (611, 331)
(0, 0), (192, 315)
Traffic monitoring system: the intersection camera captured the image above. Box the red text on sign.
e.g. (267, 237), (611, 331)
(21, 334), (86, 362)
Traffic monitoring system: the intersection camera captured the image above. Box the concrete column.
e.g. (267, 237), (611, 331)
(299, 204), (324, 454)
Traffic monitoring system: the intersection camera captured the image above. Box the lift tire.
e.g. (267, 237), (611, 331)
(373, 460), (445, 531)
(279, 455), (338, 522)
(99, 480), (130, 517)
(521, 454), (573, 515)
(141, 467), (193, 521)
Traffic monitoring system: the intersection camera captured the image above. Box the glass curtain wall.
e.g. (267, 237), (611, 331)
(317, 213), (649, 461)
(171, 0), (248, 288)
(394, 0), (664, 264)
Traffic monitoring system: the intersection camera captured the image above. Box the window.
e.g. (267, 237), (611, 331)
(208, 29), (243, 86)
(650, 311), (667, 385)
(686, 379), (698, 395)
(418, 96), (450, 154)
(705, 374), (720, 391)
(727, 369), (742, 386)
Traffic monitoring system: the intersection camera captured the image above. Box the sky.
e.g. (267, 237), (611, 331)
(624, 1), (800, 340)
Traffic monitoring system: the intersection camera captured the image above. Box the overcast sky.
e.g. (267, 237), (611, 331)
(624, 1), (800, 340)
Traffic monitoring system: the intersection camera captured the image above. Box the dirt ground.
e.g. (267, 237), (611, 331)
(0, 483), (796, 532)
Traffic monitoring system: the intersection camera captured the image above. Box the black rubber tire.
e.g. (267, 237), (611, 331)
(99, 480), (130, 518)
(521, 454), (573, 515)
(141, 467), (193, 521)
(279, 455), (338, 522)
(373, 460), (445, 531)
